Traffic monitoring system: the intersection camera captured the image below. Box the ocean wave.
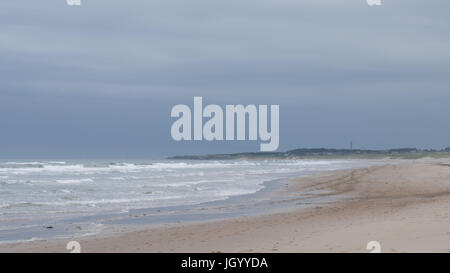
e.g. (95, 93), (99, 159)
(4, 161), (44, 165)
(56, 178), (94, 184)
(30, 195), (185, 208)
(46, 161), (67, 165)
(0, 160), (280, 175)
(162, 179), (235, 188)
(0, 164), (87, 174)
(0, 202), (44, 209)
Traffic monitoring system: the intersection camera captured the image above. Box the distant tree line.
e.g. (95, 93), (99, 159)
(169, 147), (450, 160)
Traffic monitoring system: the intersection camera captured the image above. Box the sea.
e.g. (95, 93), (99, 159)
(0, 159), (385, 243)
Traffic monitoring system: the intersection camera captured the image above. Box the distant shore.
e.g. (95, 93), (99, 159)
(168, 147), (450, 160)
(3, 157), (450, 252)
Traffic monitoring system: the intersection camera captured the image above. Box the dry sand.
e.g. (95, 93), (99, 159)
(2, 158), (450, 253)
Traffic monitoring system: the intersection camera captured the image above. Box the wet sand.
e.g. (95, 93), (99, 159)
(3, 158), (450, 253)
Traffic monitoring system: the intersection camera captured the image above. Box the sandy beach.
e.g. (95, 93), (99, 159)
(2, 158), (450, 253)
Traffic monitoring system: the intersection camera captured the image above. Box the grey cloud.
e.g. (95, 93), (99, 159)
(0, 0), (449, 157)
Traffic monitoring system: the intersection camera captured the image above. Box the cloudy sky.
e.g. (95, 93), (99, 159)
(0, 0), (449, 158)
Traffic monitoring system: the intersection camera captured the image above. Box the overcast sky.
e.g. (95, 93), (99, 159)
(0, 0), (449, 158)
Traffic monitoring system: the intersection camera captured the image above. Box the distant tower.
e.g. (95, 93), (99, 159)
(350, 141), (353, 150)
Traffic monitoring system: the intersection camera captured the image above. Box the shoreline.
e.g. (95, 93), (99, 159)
(2, 158), (450, 252)
(0, 159), (383, 245)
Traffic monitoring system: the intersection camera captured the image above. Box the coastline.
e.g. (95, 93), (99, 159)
(3, 158), (450, 252)
(0, 159), (382, 245)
